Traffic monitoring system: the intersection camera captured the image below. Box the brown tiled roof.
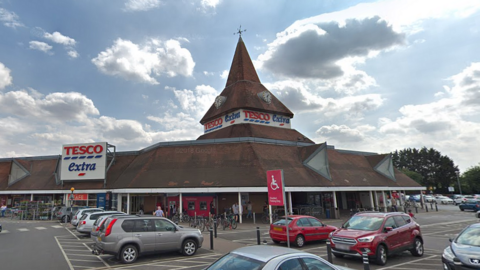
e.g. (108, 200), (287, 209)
(197, 124), (314, 144)
(200, 38), (293, 124)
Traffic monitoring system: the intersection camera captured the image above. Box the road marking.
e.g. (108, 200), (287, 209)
(52, 225), (63, 228)
(82, 242), (110, 268)
(0, 230), (9, 233)
(18, 228), (29, 231)
(64, 226), (81, 240)
(377, 255), (438, 269)
(55, 236), (75, 270)
(35, 227), (47, 230)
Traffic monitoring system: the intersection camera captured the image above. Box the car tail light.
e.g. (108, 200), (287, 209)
(81, 221), (86, 225)
(96, 219), (107, 231)
(105, 219), (118, 237)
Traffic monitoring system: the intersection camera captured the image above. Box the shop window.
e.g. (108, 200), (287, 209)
(188, 201), (195, 210)
(200, 201), (207, 210)
(88, 194), (97, 200)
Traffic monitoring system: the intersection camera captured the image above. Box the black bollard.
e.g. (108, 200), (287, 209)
(210, 228), (214, 250)
(257, 227), (261, 245)
(214, 218), (217, 238)
(435, 202), (438, 211)
(425, 204), (429, 212)
(326, 239), (333, 263)
(431, 203), (434, 210)
(362, 252), (370, 270)
(415, 205), (418, 213)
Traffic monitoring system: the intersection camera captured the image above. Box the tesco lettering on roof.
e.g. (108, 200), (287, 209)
(60, 142), (107, 181)
(204, 109), (291, 133)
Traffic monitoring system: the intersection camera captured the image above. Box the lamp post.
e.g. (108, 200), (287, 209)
(456, 172), (462, 195)
(70, 187), (75, 207)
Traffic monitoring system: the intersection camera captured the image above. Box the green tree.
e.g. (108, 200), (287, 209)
(461, 165), (480, 194)
(399, 168), (423, 184)
(392, 147), (458, 193)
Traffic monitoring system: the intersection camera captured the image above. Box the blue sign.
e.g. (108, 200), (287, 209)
(97, 193), (106, 209)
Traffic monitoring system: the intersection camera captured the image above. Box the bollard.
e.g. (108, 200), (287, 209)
(326, 239), (333, 263)
(253, 212), (256, 224)
(415, 205), (418, 213)
(425, 204), (429, 212)
(431, 203), (434, 210)
(210, 228), (214, 250)
(435, 202), (438, 212)
(362, 251), (370, 270)
(257, 227), (261, 245)
(214, 218), (217, 238)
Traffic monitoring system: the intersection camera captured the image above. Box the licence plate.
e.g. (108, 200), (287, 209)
(273, 227), (282, 232)
(335, 244), (350, 251)
(97, 236), (101, 241)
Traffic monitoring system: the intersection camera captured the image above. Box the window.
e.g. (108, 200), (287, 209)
(308, 218), (323, 227)
(393, 216), (407, 227)
(200, 201), (207, 210)
(133, 219), (155, 232)
(188, 201), (195, 210)
(384, 217), (396, 229)
(155, 219), (175, 232)
(122, 220), (134, 232)
(402, 215), (412, 224)
(302, 257), (335, 270)
(296, 218), (311, 227)
(278, 258), (303, 270)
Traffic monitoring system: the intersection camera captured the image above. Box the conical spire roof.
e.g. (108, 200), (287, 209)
(200, 37), (293, 125)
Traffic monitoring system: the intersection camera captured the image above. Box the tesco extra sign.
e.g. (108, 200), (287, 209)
(204, 109), (292, 133)
(60, 142), (107, 181)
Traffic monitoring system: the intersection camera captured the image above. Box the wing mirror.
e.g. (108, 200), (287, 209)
(384, 227), (393, 232)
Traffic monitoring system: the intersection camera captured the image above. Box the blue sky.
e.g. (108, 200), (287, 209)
(0, 0), (479, 173)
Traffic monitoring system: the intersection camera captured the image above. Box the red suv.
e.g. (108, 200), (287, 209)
(329, 212), (423, 265)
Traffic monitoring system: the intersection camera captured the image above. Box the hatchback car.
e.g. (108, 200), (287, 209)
(76, 211), (123, 234)
(329, 212), (423, 265)
(205, 245), (354, 270)
(442, 223), (480, 269)
(435, 196), (454, 204)
(269, 215), (337, 247)
(458, 199), (480, 211)
(94, 216), (203, 264)
(454, 195), (474, 205)
(71, 208), (103, 226)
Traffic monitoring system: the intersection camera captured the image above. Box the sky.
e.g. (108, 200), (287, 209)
(0, 0), (479, 173)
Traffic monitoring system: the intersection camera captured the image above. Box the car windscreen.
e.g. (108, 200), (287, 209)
(272, 218), (292, 226)
(343, 216), (384, 231)
(205, 253), (265, 270)
(455, 227), (480, 246)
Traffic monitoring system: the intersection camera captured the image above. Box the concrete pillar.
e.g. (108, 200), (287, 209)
(288, 192), (293, 215)
(238, 192), (242, 224)
(374, 192), (379, 211)
(179, 193), (183, 217)
(369, 191), (374, 210)
(381, 190), (387, 212)
(127, 193), (130, 215)
(117, 194), (122, 212)
(31, 194), (34, 201)
(332, 191), (338, 218)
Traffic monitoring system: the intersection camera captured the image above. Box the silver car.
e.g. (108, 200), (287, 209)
(93, 216), (203, 264)
(442, 223), (480, 269)
(71, 208), (103, 226)
(205, 245), (355, 270)
(90, 213), (129, 241)
(76, 211), (123, 234)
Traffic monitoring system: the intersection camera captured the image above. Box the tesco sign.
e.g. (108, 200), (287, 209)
(60, 142), (107, 181)
(204, 109), (292, 133)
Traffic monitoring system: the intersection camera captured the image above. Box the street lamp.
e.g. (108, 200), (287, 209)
(70, 187), (75, 207)
(456, 172), (462, 195)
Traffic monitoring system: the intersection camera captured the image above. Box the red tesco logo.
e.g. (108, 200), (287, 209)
(64, 145), (104, 155)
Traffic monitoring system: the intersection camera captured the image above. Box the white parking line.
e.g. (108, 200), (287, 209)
(51, 225), (63, 228)
(35, 227), (47, 230)
(18, 228), (29, 231)
(55, 236), (74, 270)
(64, 226), (81, 240)
(1, 230), (9, 233)
(82, 242), (110, 268)
(377, 255), (438, 269)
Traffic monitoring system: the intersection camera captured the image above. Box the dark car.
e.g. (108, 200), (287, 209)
(442, 223), (480, 269)
(329, 212), (423, 265)
(56, 206), (85, 223)
(269, 215), (337, 247)
(458, 199), (480, 211)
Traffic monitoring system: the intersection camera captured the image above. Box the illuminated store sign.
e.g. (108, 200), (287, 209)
(60, 142), (107, 181)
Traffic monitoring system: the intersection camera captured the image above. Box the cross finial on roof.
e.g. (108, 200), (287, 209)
(234, 25), (246, 37)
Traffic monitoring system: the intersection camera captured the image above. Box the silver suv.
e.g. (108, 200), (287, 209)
(93, 216), (203, 264)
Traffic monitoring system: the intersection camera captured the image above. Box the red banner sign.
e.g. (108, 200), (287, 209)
(70, 193), (88, 200)
(267, 170), (285, 206)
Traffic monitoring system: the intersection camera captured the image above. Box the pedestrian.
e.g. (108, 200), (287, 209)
(1, 204), (6, 217)
(408, 209), (416, 219)
(210, 201), (215, 218)
(138, 204), (144, 215)
(232, 202), (239, 222)
(391, 197), (397, 212)
(153, 206), (164, 217)
(246, 201), (252, 219)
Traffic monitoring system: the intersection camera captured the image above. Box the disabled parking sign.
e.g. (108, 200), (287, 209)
(267, 170), (285, 206)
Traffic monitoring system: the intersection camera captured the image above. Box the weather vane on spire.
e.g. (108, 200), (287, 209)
(234, 25), (246, 37)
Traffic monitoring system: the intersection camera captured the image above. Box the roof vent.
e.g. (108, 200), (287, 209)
(303, 144), (332, 181)
(214, 96), (227, 109)
(374, 155), (396, 182)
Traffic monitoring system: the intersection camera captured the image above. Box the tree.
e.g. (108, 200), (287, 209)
(392, 147), (459, 193)
(398, 168), (423, 184)
(461, 165), (480, 194)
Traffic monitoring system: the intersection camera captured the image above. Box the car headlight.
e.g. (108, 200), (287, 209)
(442, 246), (455, 262)
(358, 236), (375, 243)
(197, 229), (202, 234)
(328, 232), (333, 238)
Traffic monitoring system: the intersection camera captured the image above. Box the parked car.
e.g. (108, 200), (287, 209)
(442, 223), (480, 269)
(329, 212), (423, 265)
(435, 196), (453, 205)
(205, 245), (355, 270)
(90, 213), (129, 241)
(71, 208), (103, 226)
(424, 195), (435, 203)
(454, 195), (474, 205)
(93, 216), (203, 264)
(458, 199), (480, 212)
(56, 206), (85, 223)
(269, 215), (337, 247)
(76, 211), (124, 234)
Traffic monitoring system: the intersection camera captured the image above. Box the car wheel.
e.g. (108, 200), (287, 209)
(410, 238), (424, 256)
(460, 208), (464, 211)
(182, 239), (197, 256)
(120, 245), (138, 264)
(272, 239), (281, 244)
(295, 235), (305, 247)
(443, 262), (453, 270)
(333, 253), (344, 258)
(374, 245), (387, 265)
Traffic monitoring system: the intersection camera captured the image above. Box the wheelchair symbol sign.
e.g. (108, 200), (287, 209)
(267, 169), (284, 206)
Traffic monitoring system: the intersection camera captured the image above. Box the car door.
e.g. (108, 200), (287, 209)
(132, 219), (156, 252)
(296, 218), (315, 242)
(154, 219), (182, 252)
(393, 215), (410, 247)
(382, 217), (401, 250)
(307, 217), (329, 241)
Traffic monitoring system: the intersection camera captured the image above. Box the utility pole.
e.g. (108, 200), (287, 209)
(456, 172), (462, 195)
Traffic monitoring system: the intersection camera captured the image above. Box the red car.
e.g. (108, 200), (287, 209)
(269, 215), (338, 247)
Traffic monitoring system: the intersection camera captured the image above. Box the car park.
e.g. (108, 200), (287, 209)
(76, 211), (124, 234)
(205, 245), (355, 270)
(93, 216), (204, 264)
(71, 208), (103, 226)
(269, 215), (337, 247)
(435, 196), (453, 204)
(458, 199), (480, 211)
(329, 212), (423, 265)
(442, 223), (480, 270)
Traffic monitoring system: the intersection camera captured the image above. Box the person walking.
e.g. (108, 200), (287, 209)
(246, 201), (252, 219)
(1, 204), (6, 217)
(232, 202), (239, 222)
(408, 209), (416, 219)
(138, 204), (144, 215)
(154, 206), (164, 217)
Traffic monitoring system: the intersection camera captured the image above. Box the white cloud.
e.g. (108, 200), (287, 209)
(67, 50), (79, 58)
(92, 38), (195, 84)
(44, 31), (76, 46)
(29, 41), (53, 54)
(316, 124), (375, 143)
(0, 62), (13, 89)
(125, 0), (162, 11)
(170, 84), (218, 117)
(0, 8), (24, 29)
(220, 70), (228, 79)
